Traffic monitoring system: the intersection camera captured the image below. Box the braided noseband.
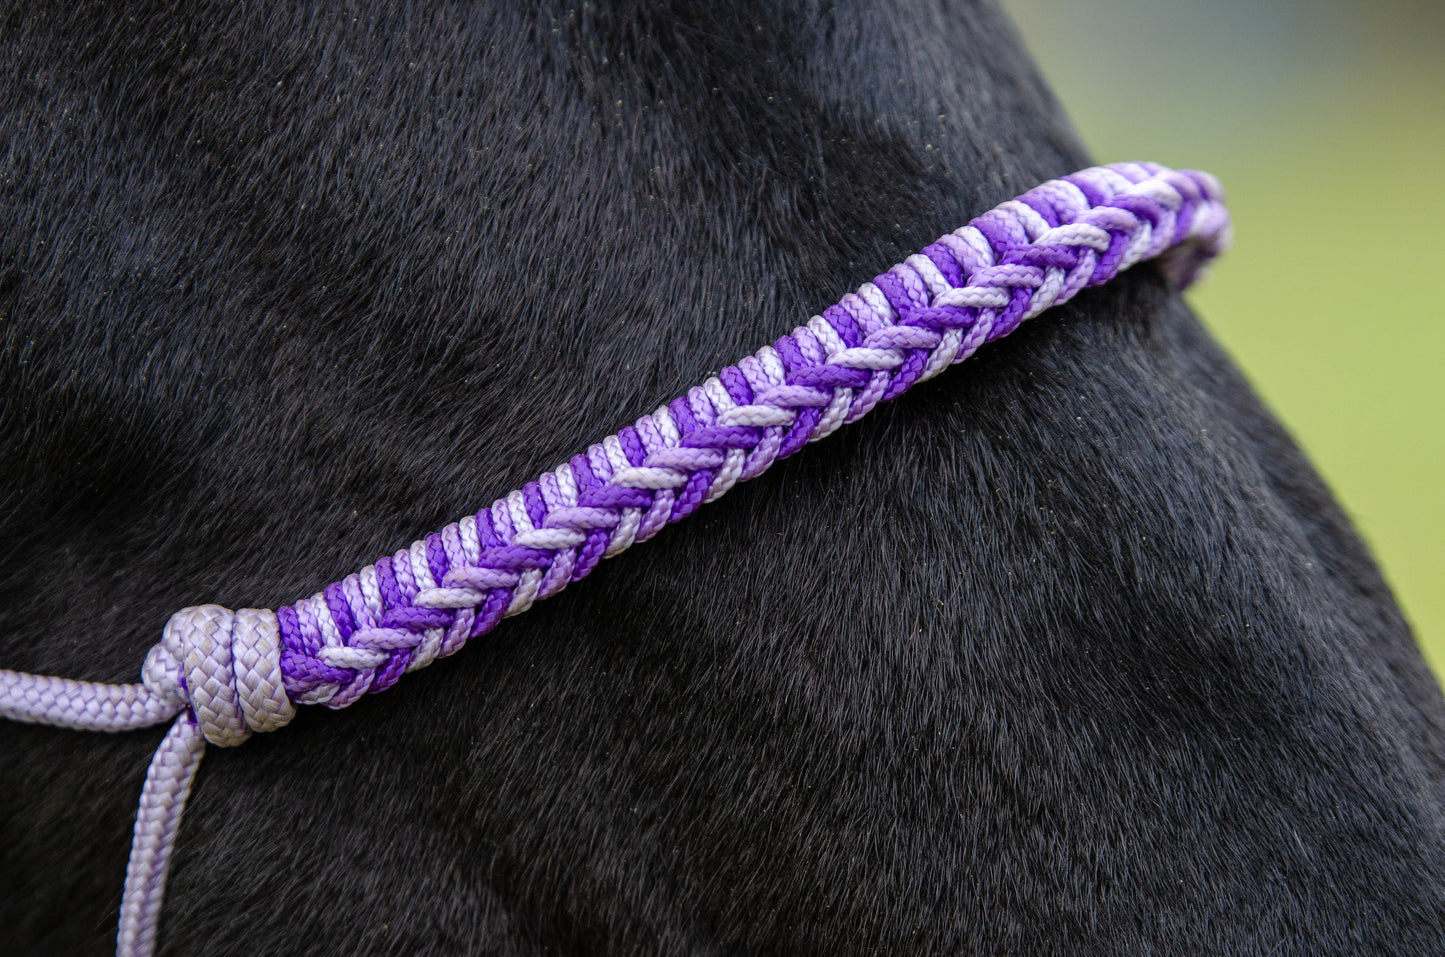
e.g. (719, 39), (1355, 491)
(1, 162), (1229, 957)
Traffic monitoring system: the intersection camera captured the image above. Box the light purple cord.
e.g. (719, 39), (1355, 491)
(0, 162), (1230, 957)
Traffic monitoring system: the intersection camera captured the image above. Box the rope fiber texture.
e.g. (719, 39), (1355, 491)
(0, 161), (1229, 957)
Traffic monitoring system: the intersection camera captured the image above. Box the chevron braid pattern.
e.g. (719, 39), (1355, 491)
(0, 161), (1228, 957)
(275, 161), (1230, 708)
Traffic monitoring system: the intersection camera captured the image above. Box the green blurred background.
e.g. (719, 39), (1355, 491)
(999, 0), (1444, 676)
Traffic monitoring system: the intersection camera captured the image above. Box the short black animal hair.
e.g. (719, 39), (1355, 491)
(4, 1), (1444, 953)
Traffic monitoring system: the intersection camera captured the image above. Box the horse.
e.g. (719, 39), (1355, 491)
(4, 1), (1444, 953)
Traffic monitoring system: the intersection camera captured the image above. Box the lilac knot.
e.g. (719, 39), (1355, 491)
(155, 606), (296, 746)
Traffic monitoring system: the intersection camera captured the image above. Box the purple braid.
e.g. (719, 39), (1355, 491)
(0, 161), (1230, 957)
(276, 161), (1228, 709)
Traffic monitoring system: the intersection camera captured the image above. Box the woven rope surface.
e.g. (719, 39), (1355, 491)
(275, 161), (1230, 711)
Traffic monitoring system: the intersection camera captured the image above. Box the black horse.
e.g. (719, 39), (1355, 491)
(4, 2), (1444, 953)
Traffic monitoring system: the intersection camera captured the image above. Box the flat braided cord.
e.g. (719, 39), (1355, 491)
(275, 161), (1230, 709)
(0, 161), (1230, 957)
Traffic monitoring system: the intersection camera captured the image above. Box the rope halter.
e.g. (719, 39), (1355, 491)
(2, 606), (293, 744)
(0, 162), (1231, 957)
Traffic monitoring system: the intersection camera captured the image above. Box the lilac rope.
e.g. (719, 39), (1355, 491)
(116, 715), (207, 957)
(0, 162), (1229, 957)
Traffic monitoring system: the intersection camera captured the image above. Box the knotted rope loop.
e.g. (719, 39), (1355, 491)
(159, 605), (296, 746)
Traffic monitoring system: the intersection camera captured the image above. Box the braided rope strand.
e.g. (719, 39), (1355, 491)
(116, 716), (206, 957)
(0, 162), (1229, 957)
(274, 161), (1229, 707)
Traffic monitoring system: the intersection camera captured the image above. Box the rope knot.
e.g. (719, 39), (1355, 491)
(156, 606), (296, 746)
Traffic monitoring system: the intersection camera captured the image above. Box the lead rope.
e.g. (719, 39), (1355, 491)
(0, 162), (1229, 957)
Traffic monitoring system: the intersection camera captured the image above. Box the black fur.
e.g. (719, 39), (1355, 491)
(3, 1), (1444, 953)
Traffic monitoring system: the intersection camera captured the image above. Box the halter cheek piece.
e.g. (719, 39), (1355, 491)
(0, 162), (1230, 957)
